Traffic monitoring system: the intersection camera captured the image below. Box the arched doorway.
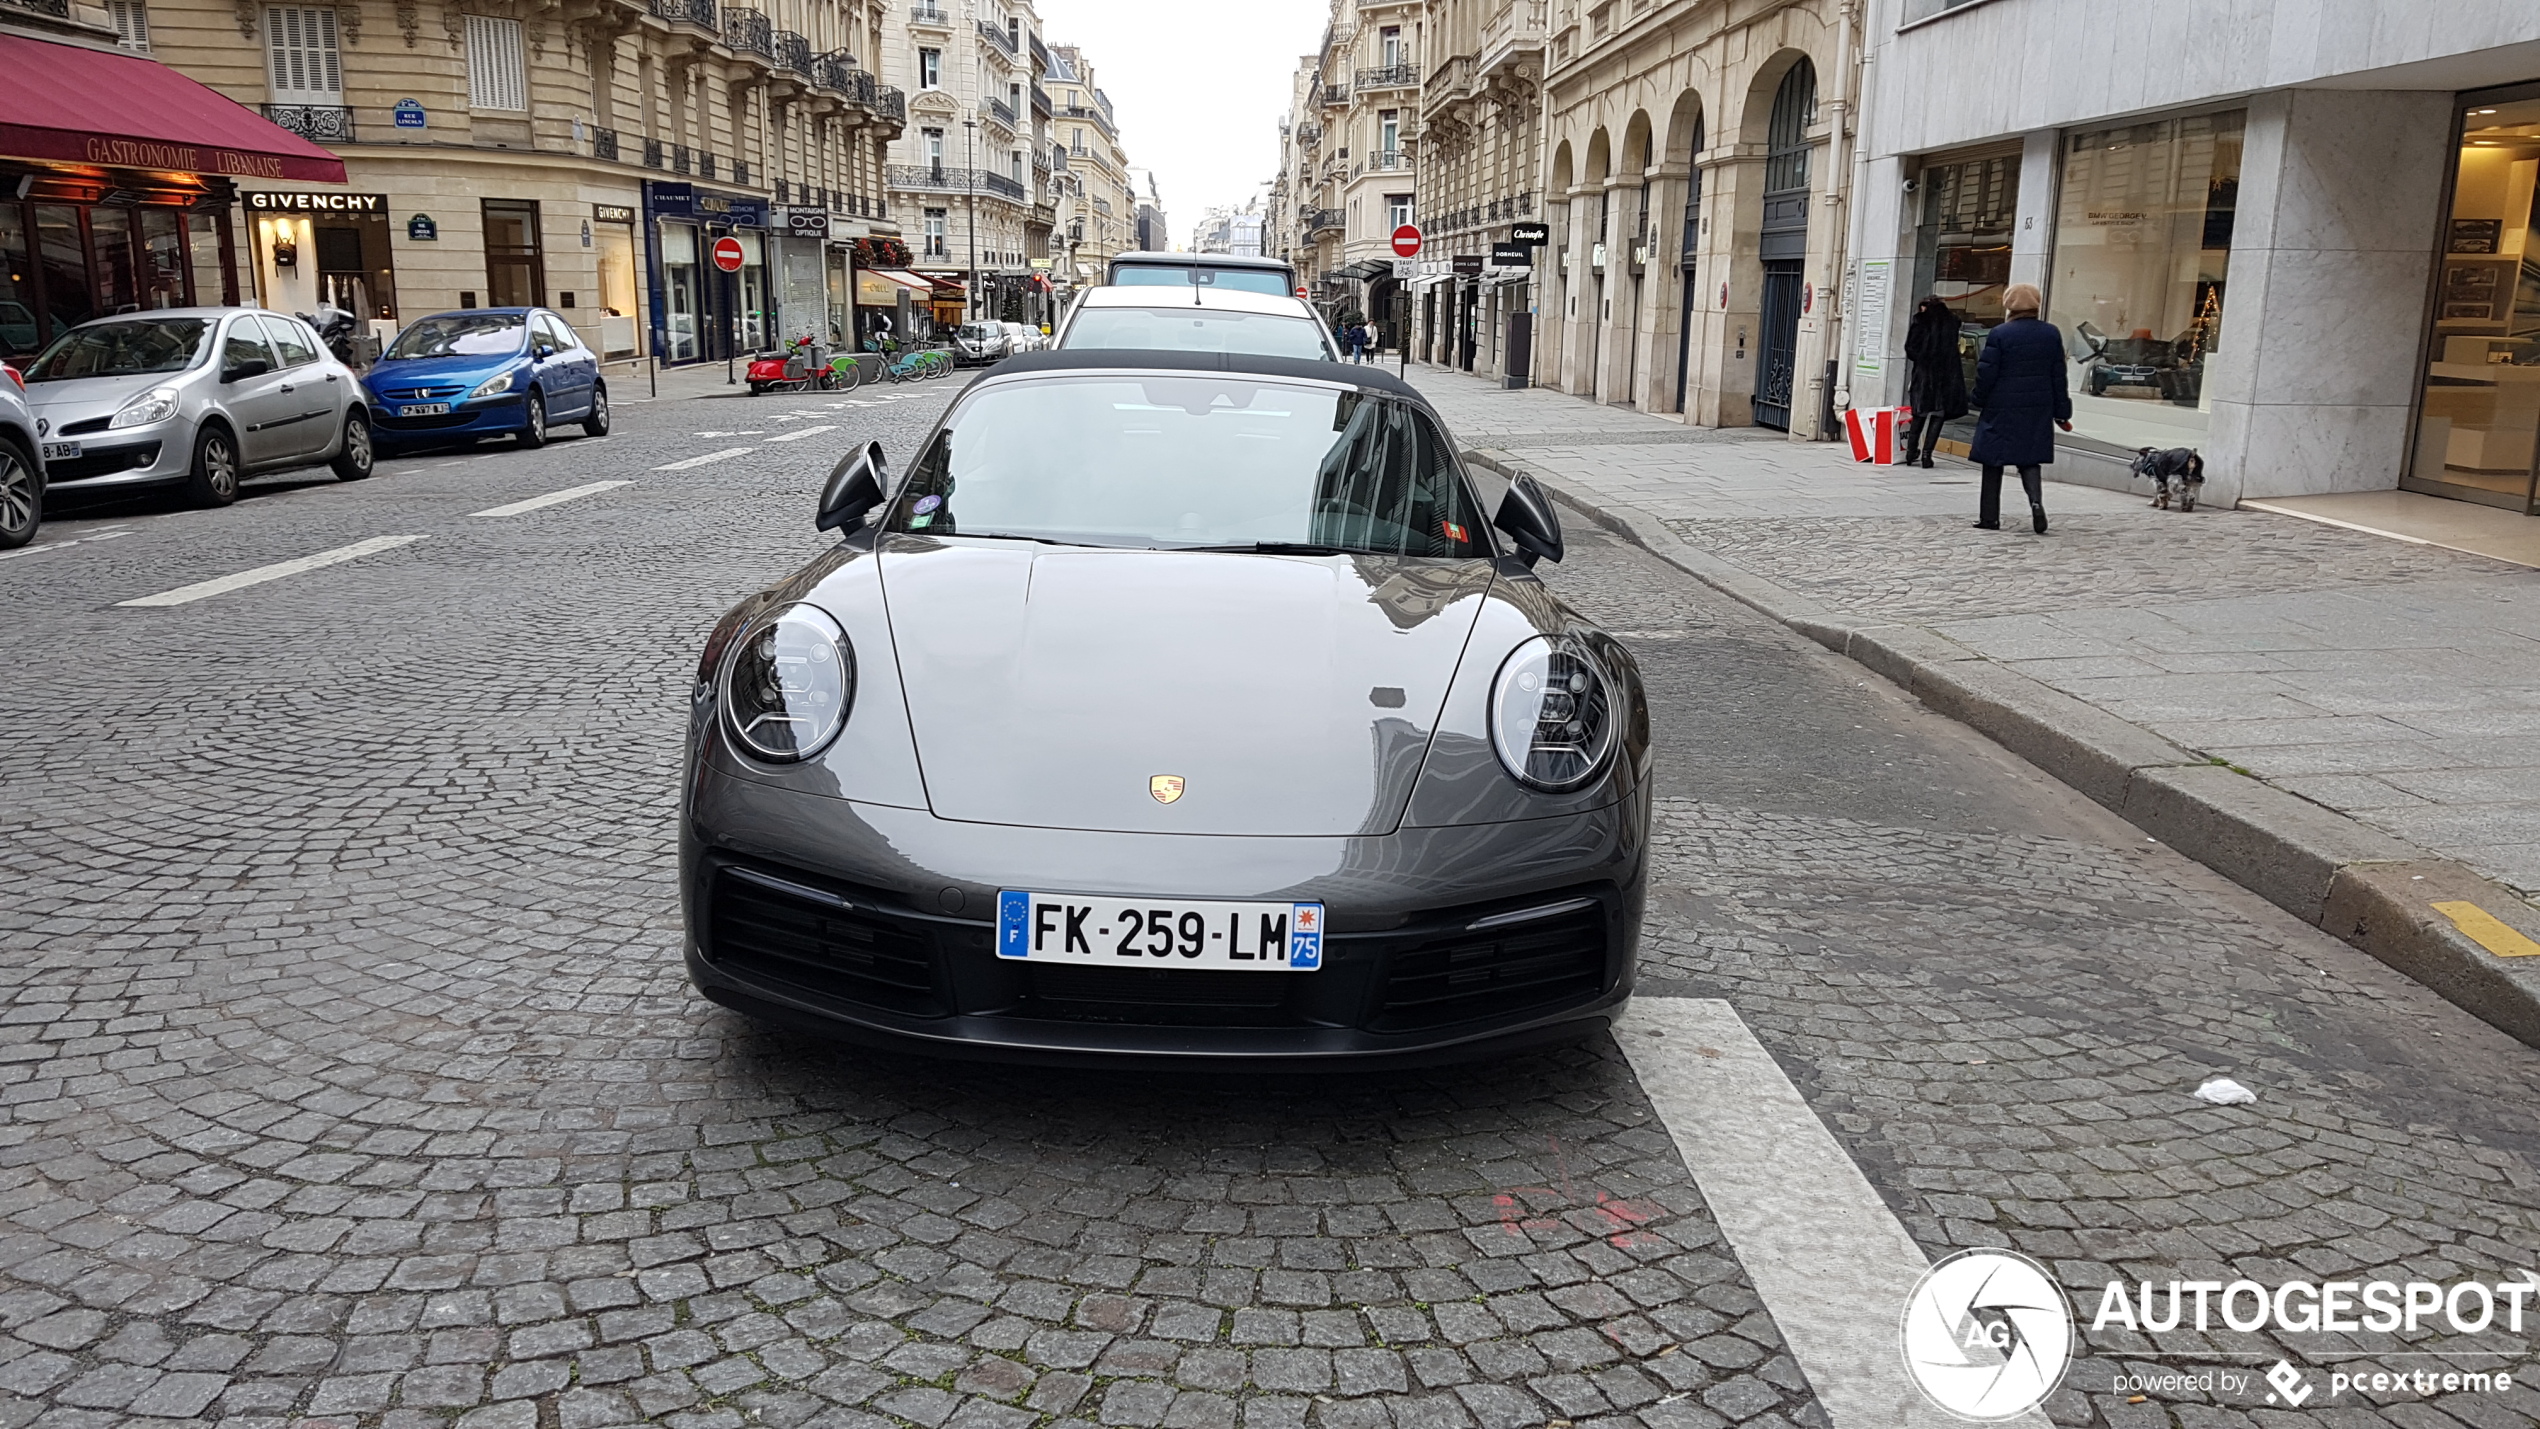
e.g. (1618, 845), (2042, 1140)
(1754, 59), (1814, 430)
(1673, 109), (1705, 414)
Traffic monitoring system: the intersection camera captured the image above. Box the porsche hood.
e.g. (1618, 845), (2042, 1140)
(877, 538), (1495, 836)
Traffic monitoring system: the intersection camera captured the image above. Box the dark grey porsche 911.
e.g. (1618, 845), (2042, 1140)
(681, 349), (1650, 1065)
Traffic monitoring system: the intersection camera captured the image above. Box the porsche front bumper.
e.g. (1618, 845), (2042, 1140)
(681, 780), (1646, 1067)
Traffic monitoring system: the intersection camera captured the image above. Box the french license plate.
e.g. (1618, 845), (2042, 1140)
(400, 402), (451, 417)
(39, 441), (79, 461)
(997, 892), (1324, 971)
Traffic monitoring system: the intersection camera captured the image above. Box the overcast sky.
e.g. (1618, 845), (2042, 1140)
(1033, 0), (1326, 244)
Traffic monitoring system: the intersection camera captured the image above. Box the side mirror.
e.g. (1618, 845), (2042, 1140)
(223, 357), (271, 382)
(1493, 473), (1563, 567)
(817, 441), (888, 532)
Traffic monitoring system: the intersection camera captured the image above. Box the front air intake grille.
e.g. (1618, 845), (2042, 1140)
(708, 864), (948, 1015)
(1370, 902), (1607, 1032)
(1021, 963), (1297, 1028)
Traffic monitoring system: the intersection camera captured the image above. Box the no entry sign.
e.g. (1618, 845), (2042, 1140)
(1391, 224), (1423, 259)
(711, 235), (746, 273)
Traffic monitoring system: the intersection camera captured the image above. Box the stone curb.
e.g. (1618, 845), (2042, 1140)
(1465, 445), (2540, 1049)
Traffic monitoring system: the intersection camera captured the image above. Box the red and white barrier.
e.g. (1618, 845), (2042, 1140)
(1844, 405), (1905, 465)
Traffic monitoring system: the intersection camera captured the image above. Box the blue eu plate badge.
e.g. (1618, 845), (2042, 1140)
(1288, 903), (1322, 970)
(998, 890), (1030, 958)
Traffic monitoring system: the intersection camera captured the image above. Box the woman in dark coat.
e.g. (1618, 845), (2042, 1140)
(1902, 296), (1968, 469)
(1967, 283), (2072, 533)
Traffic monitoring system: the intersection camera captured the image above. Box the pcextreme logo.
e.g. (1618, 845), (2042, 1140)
(1901, 1249), (2075, 1421)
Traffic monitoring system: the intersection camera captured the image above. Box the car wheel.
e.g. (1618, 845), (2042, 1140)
(186, 425), (241, 507)
(581, 382), (611, 437)
(517, 390), (547, 450)
(331, 409), (374, 481)
(0, 439), (40, 550)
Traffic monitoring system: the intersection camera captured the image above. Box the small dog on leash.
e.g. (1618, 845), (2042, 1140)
(2132, 447), (2205, 511)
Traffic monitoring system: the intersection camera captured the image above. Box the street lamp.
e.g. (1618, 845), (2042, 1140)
(963, 115), (980, 321)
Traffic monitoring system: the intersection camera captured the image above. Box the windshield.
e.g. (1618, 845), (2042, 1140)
(1112, 266), (1292, 297)
(384, 313), (526, 360)
(957, 323), (1003, 341)
(26, 318), (213, 381)
(886, 375), (1487, 558)
(1063, 308), (1332, 361)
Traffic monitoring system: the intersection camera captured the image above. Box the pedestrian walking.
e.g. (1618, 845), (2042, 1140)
(1967, 283), (2071, 534)
(1348, 322), (1369, 363)
(1902, 296), (1968, 469)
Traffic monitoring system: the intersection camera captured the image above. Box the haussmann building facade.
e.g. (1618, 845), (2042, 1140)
(1851, 0), (2540, 514)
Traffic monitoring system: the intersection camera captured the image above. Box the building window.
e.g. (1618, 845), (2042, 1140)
(1380, 25), (1401, 67)
(265, 5), (340, 102)
(1764, 60), (1815, 195)
(1387, 194), (1412, 231)
(923, 208), (949, 257)
(923, 127), (944, 176)
(464, 14), (527, 112)
(108, 0), (149, 49)
(1378, 110), (1398, 157)
(2047, 109), (2244, 448)
(918, 47), (941, 89)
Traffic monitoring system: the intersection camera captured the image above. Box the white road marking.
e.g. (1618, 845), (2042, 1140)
(654, 447), (755, 471)
(0, 526), (133, 562)
(692, 431), (765, 437)
(116, 534), (428, 608)
(471, 480), (632, 518)
(764, 425), (838, 443)
(1615, 998), (2048, 1429)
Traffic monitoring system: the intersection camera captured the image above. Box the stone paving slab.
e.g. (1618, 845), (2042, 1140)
(1408, 366), (2540, 898)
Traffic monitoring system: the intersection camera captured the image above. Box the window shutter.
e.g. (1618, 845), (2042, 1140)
(265, 6), (341, 101)
(466, 14), (528, 112)
(109, 0), (149, 49)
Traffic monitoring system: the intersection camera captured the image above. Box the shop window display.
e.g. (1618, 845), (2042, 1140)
(2410, 88), (2540, 514)
(2046, 110), (2242, 453)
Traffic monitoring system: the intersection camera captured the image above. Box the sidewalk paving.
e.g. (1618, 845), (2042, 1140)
(1406, 365), (2540, 900)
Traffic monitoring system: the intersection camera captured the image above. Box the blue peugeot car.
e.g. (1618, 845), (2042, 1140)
(364, 307), (608, 451)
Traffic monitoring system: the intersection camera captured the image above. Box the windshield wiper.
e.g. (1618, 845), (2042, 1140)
(1174, 542), (1352, 556)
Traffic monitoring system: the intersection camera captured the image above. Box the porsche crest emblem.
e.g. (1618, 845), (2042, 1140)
(1149, 775), (1185, 804)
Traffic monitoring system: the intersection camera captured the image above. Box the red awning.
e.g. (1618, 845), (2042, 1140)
(0, 34), (347, 184)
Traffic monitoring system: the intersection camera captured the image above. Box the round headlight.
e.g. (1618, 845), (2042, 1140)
(1489, 634), (1618, 792)
(720, 603), (854, 762)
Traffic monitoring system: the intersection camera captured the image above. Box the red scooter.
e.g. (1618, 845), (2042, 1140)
(746, 337), (838, 395)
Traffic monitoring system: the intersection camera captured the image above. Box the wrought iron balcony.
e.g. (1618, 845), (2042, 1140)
(984, 96), (1016, 130)
(261, 104), (354, 142)
(642, 137), (665, 169)
(1320, 83), (1348, 106)
(977, 17), (1016, 56)
(671, 143), (691, 175)
(1029, 30), (1049, 70)
(3, 0), (71, 16)
(1359, 148), (1409, 174)
(648, 0), (716, 31)
(887, 164), (1025, 203)
(1355, 63), (1418, 90)
(734, 159), (751, 185)
(773, 29), (813, 77)
(1029, 84), (1051, 117)
(1305, 207), (1344, 234)
(698, 151), (718, 180)
(906, 1), (948, 22)
(722, 6), (772, 57)
(873, 85), (906, 123)
(1294, 122), (1321, 147)
(593, 127), (619, 161)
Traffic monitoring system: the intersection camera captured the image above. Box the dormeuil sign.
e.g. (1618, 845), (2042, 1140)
(1509, 221), (1551, 245)
(1490, 243), (1533, 267)
(242, 192), (388, 213)
(776, 207), (830, 237)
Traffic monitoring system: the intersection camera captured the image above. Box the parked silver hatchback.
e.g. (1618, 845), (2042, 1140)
(21, 307), (374, 508)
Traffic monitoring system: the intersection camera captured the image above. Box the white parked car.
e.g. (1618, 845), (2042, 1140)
(1053, 287), (1340, 362)
(999, 321), (1042, 353)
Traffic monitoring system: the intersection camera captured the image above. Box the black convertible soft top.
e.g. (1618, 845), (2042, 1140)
(984, 347), (1424, 402)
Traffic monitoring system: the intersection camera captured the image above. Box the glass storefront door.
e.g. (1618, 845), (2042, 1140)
(660, 221), (700, 362)
(594, 219), (640, 358)
(2409, 84), (2540, 514)
(1911, 148), (2019, 405)
(483, 199), (545, 308)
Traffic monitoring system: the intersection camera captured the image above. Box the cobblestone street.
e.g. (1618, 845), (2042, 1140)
(6, 372), (2540, 1429)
